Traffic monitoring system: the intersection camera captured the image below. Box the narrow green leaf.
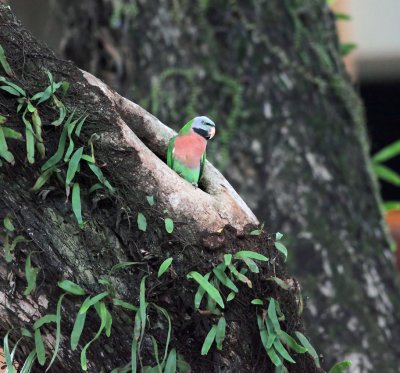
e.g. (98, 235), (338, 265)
(194, 272), (210, 309)
(201, 325), (217, 355)
(46, 293), (66, 371)
(158, 257), (173, 278)
(63, 117), (79, 162)
(32, 109), (45, 159)
(251, 299), (264, 305)
(257, 314), (272, 352)
(0, 85), (21, 96)
(224, 254), (232, 266)
(51, 95), (66, 126)
(227, 292), (235, 301)
(372, 163), (400, 186)
(164, 218), (174, 234)
(335, 11), (351, 21)
(80, 302), (107, 371)
(20, 349), (37, 373)
(22, 109), (35, 164)
(113, 298), (138, 311)
(3, 127), (22, 140)
(139, 276), (148, 342)
(0, 44), (14, 76)
(328, 360), (352, 373)
(384, 201), (400, 212)
(0, 77), (25, 95)
(87, 162), (115, 192)
(41, 118), (70, 171)
(79, 291), (109, 314)
(3, 214), (15, 231)
(164, 348), (176, 373)
(137, 212), (147, 232)
(3, 330), (16, 373)
(295, 331), (320, 367)
(276, 232), (283, 240)
(98, 277), (111, 287)
(373, 140), (400, 163)
(24, 253), (40, 296)
(266, 347), (282, 367)
(105, 306), (113, 337)
(75, 114), (88, 137)
(273, 337), (295, 363)
(58, 279), (85, 295)
(71, 310), (87, 350)
(10, 236), (25, 255)
(66, 146), (83, 185)
(3, 236), (13, 262)
(268, 276), (291, 290)
(206, 290), (220, 315)
(274, 242), (288, 261)
(150, 336), (161, 373)
(212, 266), (238, 293)
(133, 310), (141, 340)
(89, 183), (103, 193)
(234, 250), (268, 261)
(278, 330), (307, 353)
(268, 298), (281, 333)
(27, 102), (36, 113)
(34, 80), (63, 105)
(0, 126), (15, 164)
(265, 316), (275, 349)
(228, 264), (252, 288)
(146, 195), (154, 206)
(242, 257), (260, 273)
(72, 182), (83, 227)
(340, 42), (357, 56)
(33, 314), (57, 329)
(215, 317), (226, 351)
(152, 304), (172, 365)
(31, 166), (55, 191)
(35, 328), (46, 366)
(187, 271), (224, 309)
(21, 328), (33, 338)
(109, 261), (141, 274)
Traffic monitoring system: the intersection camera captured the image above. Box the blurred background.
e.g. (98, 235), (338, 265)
(335, 0), (400, 196)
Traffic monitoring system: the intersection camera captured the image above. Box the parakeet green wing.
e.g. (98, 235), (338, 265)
(199, 151), (206, 180)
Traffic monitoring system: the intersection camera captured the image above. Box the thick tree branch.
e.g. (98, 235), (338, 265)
(81, 70), (259, 236)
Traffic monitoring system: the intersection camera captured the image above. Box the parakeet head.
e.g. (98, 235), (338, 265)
(191, 116), (216, 140)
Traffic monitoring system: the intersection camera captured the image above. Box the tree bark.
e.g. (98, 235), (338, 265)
(44, 0), (400, 372)
(0, 6), (321, 373)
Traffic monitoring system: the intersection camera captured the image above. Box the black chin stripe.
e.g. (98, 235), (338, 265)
(193, 128), (209, 139)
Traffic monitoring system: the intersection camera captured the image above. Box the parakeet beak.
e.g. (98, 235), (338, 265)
(206, 126), (216, 140)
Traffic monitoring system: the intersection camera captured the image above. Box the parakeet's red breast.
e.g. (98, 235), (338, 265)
(173, 133), (207, 168)
(167, 116), (216, 186)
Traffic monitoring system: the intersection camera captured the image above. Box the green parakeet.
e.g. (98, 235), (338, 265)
(167, 116), (216, 186)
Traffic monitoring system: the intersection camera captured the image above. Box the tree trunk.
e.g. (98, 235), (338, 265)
(45, 0), (400, 372)
(0, 6), (321, 373)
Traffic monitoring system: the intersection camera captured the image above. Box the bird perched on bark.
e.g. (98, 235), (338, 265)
(167, 116), (216, 187)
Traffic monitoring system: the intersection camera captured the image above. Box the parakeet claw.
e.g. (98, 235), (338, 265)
(192, 182), (198, 189)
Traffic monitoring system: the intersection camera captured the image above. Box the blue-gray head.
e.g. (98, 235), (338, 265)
(191, 116), (216, 140)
